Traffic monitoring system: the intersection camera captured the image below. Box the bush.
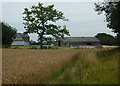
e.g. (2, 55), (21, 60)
(2, 45), (9, 48)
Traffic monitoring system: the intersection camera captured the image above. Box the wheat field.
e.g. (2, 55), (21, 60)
(2, 49), (81, 84)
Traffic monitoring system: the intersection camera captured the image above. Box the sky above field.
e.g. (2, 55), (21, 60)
(2, 2), (116, 41)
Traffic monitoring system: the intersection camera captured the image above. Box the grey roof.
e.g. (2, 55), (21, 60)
(16, 33), (29, 38)
(14, 37), (24, 41)
(13, 33), (29, 41)
(13, 33), (23, 41)
(63, 37), (100, 43)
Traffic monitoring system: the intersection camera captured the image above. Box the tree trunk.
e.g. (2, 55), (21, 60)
(40, 36), (43, 49)
(39, 20), (45, 49)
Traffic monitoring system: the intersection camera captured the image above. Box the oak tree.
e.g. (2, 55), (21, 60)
(23, 3), (70, 49)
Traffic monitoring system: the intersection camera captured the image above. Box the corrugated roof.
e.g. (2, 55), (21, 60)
(63, 37), (100, 43)
(13, 33), (29, 41)
(16, 33), (29, 37)
(14, 37), (24, 41)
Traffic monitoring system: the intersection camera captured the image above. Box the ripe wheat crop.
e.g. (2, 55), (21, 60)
(2, 49), (81, 84)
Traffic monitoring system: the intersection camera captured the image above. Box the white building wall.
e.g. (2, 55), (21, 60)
(12, 41), (30, 46)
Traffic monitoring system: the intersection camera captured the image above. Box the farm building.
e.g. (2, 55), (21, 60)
(12, 33), (30, 46)
(57, 37), (100, 47)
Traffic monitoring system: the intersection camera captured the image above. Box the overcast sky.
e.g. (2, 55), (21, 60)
(2, 2), (116, 41)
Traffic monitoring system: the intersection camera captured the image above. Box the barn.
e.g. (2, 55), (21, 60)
(57, 37), (100, 47)
(12, 33), (30, 46)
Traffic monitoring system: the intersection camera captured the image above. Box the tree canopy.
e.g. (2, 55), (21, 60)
(23, 3), (70, 48)
(1, 22), (17, 47)
(95, 2), (120, 34)
(95, 33), (116, 45)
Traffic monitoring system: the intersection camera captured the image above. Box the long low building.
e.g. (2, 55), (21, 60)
(57, 37), (100, 47)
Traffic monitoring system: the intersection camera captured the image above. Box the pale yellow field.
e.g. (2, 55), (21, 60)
(2, 49), (81, 84)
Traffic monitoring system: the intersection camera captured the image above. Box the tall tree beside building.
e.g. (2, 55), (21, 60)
(95, 33), (116, 45)
(95, 2), (120, 46)
(1, 22), (17, 47)
(23, 3), (70, 49)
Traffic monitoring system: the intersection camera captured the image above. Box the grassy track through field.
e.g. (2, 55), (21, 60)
(48, 48), (119, 84)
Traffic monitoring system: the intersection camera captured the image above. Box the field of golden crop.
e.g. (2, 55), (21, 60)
(2, 49), (81, 84)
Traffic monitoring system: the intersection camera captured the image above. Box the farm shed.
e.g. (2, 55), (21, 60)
(12, 33), (30, 46)
(57, 37), (100, 47)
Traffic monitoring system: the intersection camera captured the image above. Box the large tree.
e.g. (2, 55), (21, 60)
(95, 33), (116, 45)
(1, 22), (17, 47)
(23, 3), (70, 49)
(95, 2), (120, 34)
(95, 2), (120, 45)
